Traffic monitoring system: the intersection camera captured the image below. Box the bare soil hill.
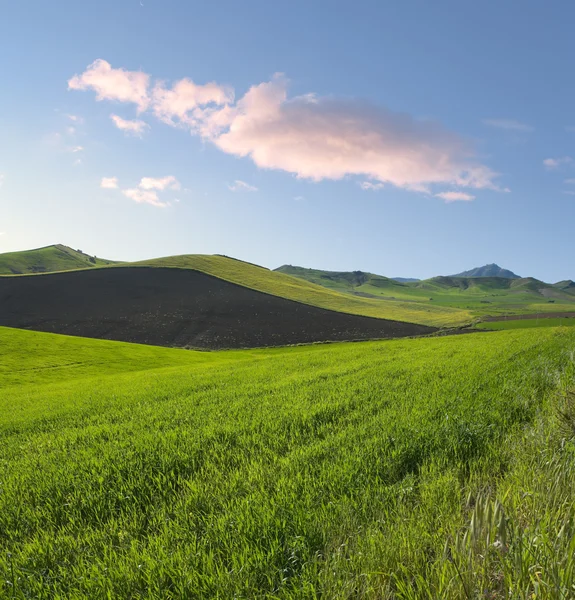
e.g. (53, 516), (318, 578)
(0, 268), (435, 349)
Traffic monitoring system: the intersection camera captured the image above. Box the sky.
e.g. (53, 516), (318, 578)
(1, 0), (574, 281)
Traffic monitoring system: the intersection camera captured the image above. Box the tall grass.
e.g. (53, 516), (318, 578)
(0, 327), (573, 597)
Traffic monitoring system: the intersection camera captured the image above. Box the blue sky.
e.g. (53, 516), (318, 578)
(1, 0), (574, 281)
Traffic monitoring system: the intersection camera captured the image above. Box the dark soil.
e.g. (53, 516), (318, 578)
(0, 267), (436, 349)
(483, 312), (575, 322)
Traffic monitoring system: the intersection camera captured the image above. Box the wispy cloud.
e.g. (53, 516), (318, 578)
(101, 174), (179, 207)
(543, 156), (574, 170)
(139, 175), (180, 190)
(70, 60), (505, 197)
(564, 178), (575, 185)
(67, 114), (84, 124)
(483, 118), (534, 132)
(100, 177), (119, 189)
(563, 190), (575, 196)
(110, 114), (150, 136)
(70, 145), (83, 153)
(435, 191), (475, 202)
(228, 180), (258, 192)
(359, 181), (385, 191)
(122, 187), (169, 208)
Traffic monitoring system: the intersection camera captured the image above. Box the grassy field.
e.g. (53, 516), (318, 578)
(0, 244), (114, 275)
(476, 317), (575, 330)
(1, 326), (575, 597)
(276, 265), (575, 319)
(129, 254), (471, 327)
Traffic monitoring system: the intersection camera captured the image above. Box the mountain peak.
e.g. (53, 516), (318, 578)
(451, 264), (521, 279)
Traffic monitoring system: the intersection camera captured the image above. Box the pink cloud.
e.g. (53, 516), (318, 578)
(70, 61), (503, 196)
(110, 114), (150, 136)
(435, 191), (475, 202)
(212, 76), (498, 193)
(152, 79), (234, 127)
(68, 59), (150, 111)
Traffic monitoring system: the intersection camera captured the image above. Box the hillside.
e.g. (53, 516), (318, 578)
(127, 255), (470, 327)
(276, 264), (575, 317)
(0, 244), (115, 275)
(1, 326), (574, 596)
(0, 267), (436, 348)
(451, 263), (521, 278)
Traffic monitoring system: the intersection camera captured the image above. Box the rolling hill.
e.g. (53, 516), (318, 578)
(275, 264), (575, 317)
(0, 267), (436, 348)
(0, 244), (115, 275)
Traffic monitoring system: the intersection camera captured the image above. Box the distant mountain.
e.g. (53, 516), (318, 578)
(451, 264), (521, 279)
(0, 244), (116, 275)
(392, 277), (420, 283)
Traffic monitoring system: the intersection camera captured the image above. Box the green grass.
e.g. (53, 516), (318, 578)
(0, 244), (115, 275)
(276, 265), (575, 319)
(1, 326), (575, 597)
(475, 317), (575, 330)
(128, 254), (471, 327)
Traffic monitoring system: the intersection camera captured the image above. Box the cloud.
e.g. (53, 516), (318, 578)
(543, 157), (574, 170)
(100, 176), (119, 189)
(360, 181), (385, 191)
(110, 114), (150, 136)
(105, 174), (180, 207)
(122, 187), (169, 208)
(482, 118), (534, 132)
(68, 59), (150, 111)
(228, 179), (258, 192)
(70, 60), (504, 196)
(435, 191), (475, 202)
(73, 158), (82, 166)
(67, 114), (84, 123)
(294, 195), (305, 202)
(152, 79), (234, 128)
(70, 145), (83, 153)
(564, 178), (575, 184)
(139, 175), (180, 190)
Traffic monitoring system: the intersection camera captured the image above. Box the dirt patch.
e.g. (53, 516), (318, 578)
(482, 312), (575, 322)
(0, 267), (436, 349)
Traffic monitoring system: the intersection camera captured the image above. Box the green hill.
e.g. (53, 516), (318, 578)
(0, 244), (115, 275)
(274, 265), (575, 318)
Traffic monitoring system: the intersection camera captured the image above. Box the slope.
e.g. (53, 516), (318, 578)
(0, 267), (436, 348)
(276, 264), (575, 317)
(1, 326), (574, 597)
(0, 244), (115, 275)
(127, 255), (470, 327)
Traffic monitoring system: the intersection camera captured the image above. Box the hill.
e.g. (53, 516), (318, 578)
(274, 264), (575, 317)
(127, 255), (470, 327)
(0, 244), (115, 275)
(451, 263), (521, 278)
(0, 267), (436, 348)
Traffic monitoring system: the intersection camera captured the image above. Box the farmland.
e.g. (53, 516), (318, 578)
(1, 325), (574, 597)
